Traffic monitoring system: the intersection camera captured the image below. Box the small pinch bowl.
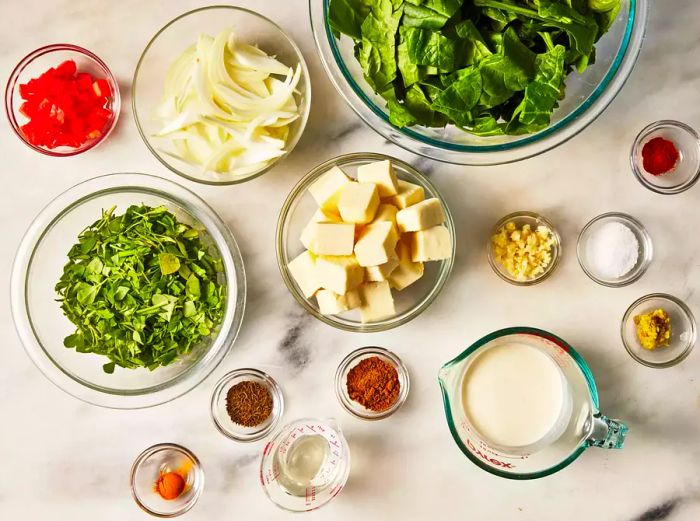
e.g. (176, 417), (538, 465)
(577, 212), (652, 287)
(630, 120), (700, 195)
(210, 368), (284, 442)
(276, 152), (456, 332)
(5, 43), (120, 156)
(335, 346), (410, 420)
(130, 443), (204, 518)
(621, 293), (696, 368)
(132, 5), (311, 185)
(487, 211), (562, 286)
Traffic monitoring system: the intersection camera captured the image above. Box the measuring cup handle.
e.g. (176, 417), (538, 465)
(586, 413), (629, 449)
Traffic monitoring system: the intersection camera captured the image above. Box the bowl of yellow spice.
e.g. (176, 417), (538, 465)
(622, 293), (696, 368)
(488, 211), (561, 286)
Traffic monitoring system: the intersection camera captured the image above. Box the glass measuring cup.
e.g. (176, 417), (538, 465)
(259, 418), (350, 512)
(438, 327), (628, 480)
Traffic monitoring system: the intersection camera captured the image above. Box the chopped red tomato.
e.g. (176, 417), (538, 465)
(17, 59), (114, 149)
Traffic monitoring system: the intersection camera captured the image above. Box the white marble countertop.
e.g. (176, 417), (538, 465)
(2, 1), (700, 520)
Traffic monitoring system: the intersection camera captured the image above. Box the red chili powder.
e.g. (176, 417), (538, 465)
(641, 137), (679, 176)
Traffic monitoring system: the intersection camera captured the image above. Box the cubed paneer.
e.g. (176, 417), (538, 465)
(316, 255), (364, 295)
(365, 252), (399, 282)
(410, 225), (452, 262)
(384, 179), (424, 209)
(308, 166), (351, 211)
(357, 160), (399, 197)
(344, 288), (362, 309)
(316, 289), (349, 315)
(337, 182), (380, 224)
(359, 281), (396, 323)
(288, 250), (321, 297)
(396, 198), (446, 232)
(311, 208), (342, 223)
(372, 203), (398, 226)
(354, 221), (399, 267)
(389, 237), (424, 290)
(300, 222), (355, 255)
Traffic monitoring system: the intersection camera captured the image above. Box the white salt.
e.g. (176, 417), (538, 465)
(586, 221), (639, 279)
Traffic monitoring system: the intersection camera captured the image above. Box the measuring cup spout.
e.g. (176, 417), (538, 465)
(586, 413), (628, 449)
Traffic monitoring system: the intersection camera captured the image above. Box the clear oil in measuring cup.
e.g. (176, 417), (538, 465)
(260, 418), (350, 512)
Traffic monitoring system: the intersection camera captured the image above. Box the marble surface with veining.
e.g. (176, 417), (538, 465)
(1, 1), (700, 520)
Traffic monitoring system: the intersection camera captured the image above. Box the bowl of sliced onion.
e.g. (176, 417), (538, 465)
(132, 6), (311, 185)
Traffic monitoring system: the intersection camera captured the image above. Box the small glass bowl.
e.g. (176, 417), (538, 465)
(577, 212), (653, 287)
(630, 120), (700, 194)
(335, 346), (410, 420)
(5, 44), (120, 156)
(621, 294), (696, 368)
(210, 368), (284, 442)
(277, 152), (455, 332)
(132, 6), (311, 185)
(487, 211), (561, 286)
(130, 443), (204, 518)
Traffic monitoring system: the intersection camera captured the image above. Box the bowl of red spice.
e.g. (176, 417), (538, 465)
(210, 368), (284, 442)
(335, 346), (409, 420)
(630, 120), (700, 195)
(5, 44), (120, 156)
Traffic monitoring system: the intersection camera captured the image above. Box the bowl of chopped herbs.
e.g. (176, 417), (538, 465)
(11, 173), (246, 408)
(311, 0), (648, 165)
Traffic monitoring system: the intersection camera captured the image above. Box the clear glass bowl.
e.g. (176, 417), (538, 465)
(5, 44), (120, 156)
(577, 212), (653, 287)
(310, 0), (648, 165)
(630, 120), (700, 194)
(621, 293), (696, 368)
(132, 6), (311, 185)
(335, 346), (410, 420)
(210, 368), (284, 442)
(130, 443), (204, 518)
(276, 152), (456, 332)
(487, 211), (561, 286)
(10, 173), (246, 408)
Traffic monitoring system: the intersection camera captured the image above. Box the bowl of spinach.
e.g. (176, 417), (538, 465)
(311, 0), (648, 165)
(11, 173), (246, 408)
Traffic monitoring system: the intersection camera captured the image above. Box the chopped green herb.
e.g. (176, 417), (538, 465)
(55, 204), (226, 373)
(328, 0), (621, 135)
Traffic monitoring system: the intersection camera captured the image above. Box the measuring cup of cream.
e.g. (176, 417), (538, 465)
(438, 327), (627, 480)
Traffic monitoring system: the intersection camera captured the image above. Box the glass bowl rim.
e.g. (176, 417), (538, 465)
(131, 5), (312, 186)
(311, 0), (648, 163)
(620, 293), (696, 368)
(130, 442), (204, 518)
(10, 172), (247, 408)
(4, 43), (121, 157)
(275, 152), (456, 332)
(487, 211), (562, 286)
(576, 211), (653, 287)
(210, 367), (285, 442)
(334, 346), (410, 420)
(629, 120), (700, 195)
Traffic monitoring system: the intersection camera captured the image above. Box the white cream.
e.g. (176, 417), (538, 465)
(462, 343), (565, 449)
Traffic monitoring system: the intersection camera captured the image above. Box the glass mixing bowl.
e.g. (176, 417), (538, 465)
(310, 0), (649, 165)
(276, 153), (456, 332)
(132, 6), (311, 185)
(10, 173), (246, 408)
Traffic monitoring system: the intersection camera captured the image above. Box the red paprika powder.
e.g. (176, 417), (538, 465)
(641, 137), (679, 176)
(346, 356), (400, 412)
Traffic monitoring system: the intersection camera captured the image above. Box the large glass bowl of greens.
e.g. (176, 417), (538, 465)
(10, 173), (246, 408)
(310, 0), (648, 165)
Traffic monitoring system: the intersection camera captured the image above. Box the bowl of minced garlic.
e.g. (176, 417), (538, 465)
(622, 293), (697, 368)
(488, 211), (561, 286)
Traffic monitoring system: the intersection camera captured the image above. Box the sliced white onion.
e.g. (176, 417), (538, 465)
(154, 27), (302, 176)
